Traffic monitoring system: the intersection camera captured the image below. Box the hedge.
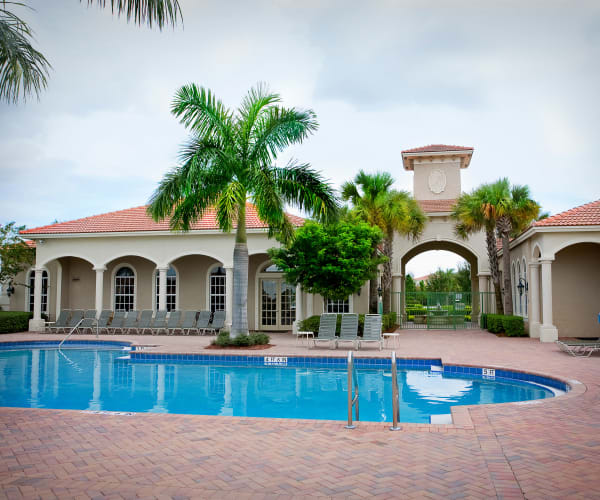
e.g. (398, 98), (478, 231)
(299, 312), (398, 337)
(0, 311), (33, 333)
(484, 314), (526, 337)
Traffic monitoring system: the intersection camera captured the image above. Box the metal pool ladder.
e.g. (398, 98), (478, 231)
(390, 351), (402, 431)
(345, 351), (360, 429)
(58, 318), (98, 348)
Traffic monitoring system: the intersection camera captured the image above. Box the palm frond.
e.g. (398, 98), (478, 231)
(238, 82), (281, 150)
(216, 181), (245, 233)
(0, 6), (50, 103)
(83, 0), (182, 29)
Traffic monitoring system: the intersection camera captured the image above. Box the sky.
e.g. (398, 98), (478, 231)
(1, 0), (599, 277)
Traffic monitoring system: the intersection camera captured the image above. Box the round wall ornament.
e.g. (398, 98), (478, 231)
(428, 169), (446, 194)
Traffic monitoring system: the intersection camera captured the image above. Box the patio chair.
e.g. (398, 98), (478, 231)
(47, 310), (71, 333)
(556, 340), (600, 357)
(166, 310), (182, 335)
(96, 310), (113, 334)
(180, 311), (198, 335)
(336, 313), (359, 350)
(359, 314), (383, 350)
(312, 313), (338, 349)
(135, 310), (154, 335)
(77, 309), (97, 333)
(195, 310), (212, 335)
(121, 310), (140, 334)
(151, 310), (168, 335)
(204, 310), (225, 335)
(107, 311), (126, 334)
(63, 310), (85, 334)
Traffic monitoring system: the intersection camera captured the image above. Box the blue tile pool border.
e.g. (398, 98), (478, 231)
(0, 340), (133, 350)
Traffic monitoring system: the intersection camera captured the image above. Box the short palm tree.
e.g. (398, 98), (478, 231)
(1, 0), (182, 103)
(148, 83), (338, 336)
(341, 171), (426, 313)
(486, 179), (540, 315)
(452, 185), (504, 315)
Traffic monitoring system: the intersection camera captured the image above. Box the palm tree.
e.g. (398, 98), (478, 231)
(452, 186), (504, 314)
(148, 83), (338, 336)
(341, 171), (426, 313)
(486, 179), (540, 316)
(1, 0), (182, 103)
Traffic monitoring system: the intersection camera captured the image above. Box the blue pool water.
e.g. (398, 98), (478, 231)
(0, 346), (556, 423)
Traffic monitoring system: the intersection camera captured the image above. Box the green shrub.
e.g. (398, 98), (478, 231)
(465, 315), (471, 322)
(465, 305), (472, 313)
(299, 312), (398, 336)
(0, 311), (33, 333)
(480, 313), (488, 329)
(213, 331), (271, 347)
(501, 315), (525, 337)
(486, 314), (504, 333)
(407, 315), (414, 321)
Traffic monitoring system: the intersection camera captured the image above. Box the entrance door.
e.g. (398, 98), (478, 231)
(260, 279), (296, 330)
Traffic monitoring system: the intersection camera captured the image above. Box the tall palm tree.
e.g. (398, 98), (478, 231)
(341, 171), (426, 313)
(452, 186), (504, 315)
(486, 179), (540, 316)
(1, 0), (182, 103)
(148, 83), (338, 336)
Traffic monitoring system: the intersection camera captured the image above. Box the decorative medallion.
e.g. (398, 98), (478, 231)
(428, 169), (446, 194)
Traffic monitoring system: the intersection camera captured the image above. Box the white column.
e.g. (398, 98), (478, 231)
(539, 259), (558, 342)
(306, 292), (313, 318)
(293, 284), (303, 334)
(528, 263), (541, 338)
(28, 268), (45, 332)
(94, 266), (106, 317)
(225, 266), (233, 329)
(158, 267), (168, 311)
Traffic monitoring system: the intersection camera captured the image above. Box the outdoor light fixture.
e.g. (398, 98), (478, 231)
(377, 286), (383, 297)
(517, 277), (528, 297)
(6, 284), (15, 297)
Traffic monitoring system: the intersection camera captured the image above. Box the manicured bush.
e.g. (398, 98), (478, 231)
(213, 331), (271, 347)
(501, 315), (525, 337)
(0, 311), (33, 333)
(486, 314), (504, 333)
(480, 313), (488, 329)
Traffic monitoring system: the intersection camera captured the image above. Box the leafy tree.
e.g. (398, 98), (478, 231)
(0, 222), (34, 286)
(426, 268), (457, 292)
(455, 262), (472, 292)
(405, 273), (417, 293)
(268, 221), (385, 301)
(418, 280), (426, 292)
(341, 170), (426, 313)
(148, 84), (338, 336)
(1, 0), (182, 103)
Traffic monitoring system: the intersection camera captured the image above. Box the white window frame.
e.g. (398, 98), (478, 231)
(154, 265), (178, 311)
(522, 258), (528, 318)
(206, 263), (226, 313)
(111, 263), (137, 311)
(324, 297), (351, 314)
(26, 267), (49, 315)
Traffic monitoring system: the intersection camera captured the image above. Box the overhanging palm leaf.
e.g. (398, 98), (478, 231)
(84, 0), (182, 29)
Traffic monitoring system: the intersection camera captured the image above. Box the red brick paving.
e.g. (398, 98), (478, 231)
(1, 329), (599, 499)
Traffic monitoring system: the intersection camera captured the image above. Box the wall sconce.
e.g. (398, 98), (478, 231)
(377, 286), (383, 297)
(6, 284), (15, 297)
(517, 277), (528, 297)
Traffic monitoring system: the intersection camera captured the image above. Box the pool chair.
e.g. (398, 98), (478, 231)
(77, 310), (97, 333)
(166, 310), (182, 335)
(359, 314), (383, 350)
(312, 314), (338, 349)
(181, 311), (198, 335)
(136, 310), (154, 335)
(107, 311), (126, 334)
(151, 310), (168, 335)
(204, 310), (225, 335)
(556, 340), (600, 357)
(62, 310), (85, 334)
(195, 310), (212, 335)
(96, 310), (113, 334)
(337, 314), (359, 350)
(121, 310), (140, 334)
(47, 310), (71, 333)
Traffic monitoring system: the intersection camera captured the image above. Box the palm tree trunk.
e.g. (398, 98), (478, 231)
(381, 236), (393, 314)
(499, 217), (513, 316)
(485, 228), (504, 315)
(369, 248), (379, 313)
(231, 202), (248, 337)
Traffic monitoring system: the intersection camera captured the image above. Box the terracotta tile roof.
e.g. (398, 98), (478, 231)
(25, 240), (36, 248)
(21, 203), (305, 235)
(533, 199), (600, 227)
(418, 199), (457, 213)
(413, 274), (432, 283)
(401, 144), (473, 154)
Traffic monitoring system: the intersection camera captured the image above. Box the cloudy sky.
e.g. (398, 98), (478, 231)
(1, 0), (599, 276)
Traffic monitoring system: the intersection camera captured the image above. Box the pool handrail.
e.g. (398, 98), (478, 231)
(390, 351), (401, 431)
(345, 351), (360, 429)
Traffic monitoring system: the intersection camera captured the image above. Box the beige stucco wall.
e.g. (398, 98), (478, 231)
(412, 158), (462, 200)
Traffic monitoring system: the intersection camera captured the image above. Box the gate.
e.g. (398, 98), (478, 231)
(392, 292), (496, 330)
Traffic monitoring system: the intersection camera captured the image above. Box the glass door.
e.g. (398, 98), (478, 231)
(260, 279), (296, 330)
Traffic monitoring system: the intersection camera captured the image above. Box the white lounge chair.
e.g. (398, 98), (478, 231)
(359, 314), (383, 350)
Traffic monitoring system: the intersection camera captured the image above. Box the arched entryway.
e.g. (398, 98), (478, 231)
(255, 259), (296, 331)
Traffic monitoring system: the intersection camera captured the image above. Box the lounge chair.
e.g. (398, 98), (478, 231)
(121, 310), (140, 334)
(96, 310), (113, 334)
(359, 314), (383, 350)
(47, 310), (71, 333)
(180, 311), (198, 335)
(151, 310), (168, 335)
(204, 310), (225, 335)
(107, 311), (126, 334)
(312, 313), (338, 349)
(195, 310), (212, 335)
(137, 310), (154, 335)
(63, 310), (85, 334)
(336, 314), (359, 350)
(77, 309), (97, 333)
(166, 311), (182, 335)
(556, 340), (600, 357)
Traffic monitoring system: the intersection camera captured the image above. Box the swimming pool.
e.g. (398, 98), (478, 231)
(0, 342), (564, 423)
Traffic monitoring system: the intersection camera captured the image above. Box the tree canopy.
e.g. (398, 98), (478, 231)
(0, 222), (34, 285)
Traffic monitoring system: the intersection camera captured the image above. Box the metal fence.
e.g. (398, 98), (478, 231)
(392, 291), (497, 330)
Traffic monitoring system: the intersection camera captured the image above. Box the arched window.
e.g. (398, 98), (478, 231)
(511, 263), (516, 313)
(209, 266), (226, 312)
(28, 270), (48, 315)
(522, 259), (528, 317)
(262, 263), (282, 272)
(114, 266), (135, 311)
(516, 261), (521, 315)
(155, 267), (177, 311)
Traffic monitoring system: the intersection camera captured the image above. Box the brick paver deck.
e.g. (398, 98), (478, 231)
(1, 329), (599, 499)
